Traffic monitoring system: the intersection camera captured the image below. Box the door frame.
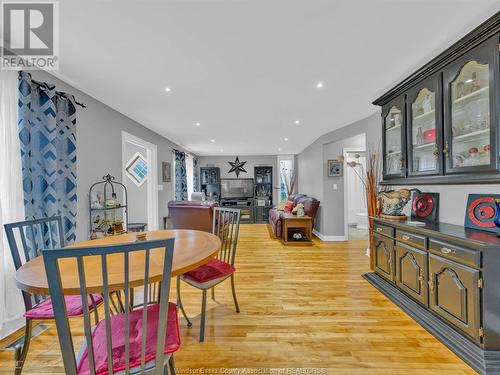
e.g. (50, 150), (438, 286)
(121, 131), (159, 231)
(343, 145), (366, 242)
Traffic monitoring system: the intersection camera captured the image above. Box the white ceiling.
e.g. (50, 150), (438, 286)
(50, 0), (499, 155)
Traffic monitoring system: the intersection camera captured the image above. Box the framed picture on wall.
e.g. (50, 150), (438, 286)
(162, 161), (171, 182)
(327, 159), (343, 177)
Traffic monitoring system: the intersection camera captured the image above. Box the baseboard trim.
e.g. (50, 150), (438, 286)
(363, 272), (500, 375)
(312, 229), (347, 241)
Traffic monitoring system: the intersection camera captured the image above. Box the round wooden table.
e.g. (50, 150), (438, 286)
(15, 229), (221, 295)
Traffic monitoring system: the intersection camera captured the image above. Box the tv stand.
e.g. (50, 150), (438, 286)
(221, 198), (254, 223)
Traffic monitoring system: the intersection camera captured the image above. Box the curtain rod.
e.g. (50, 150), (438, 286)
(19, 71), (87, 108)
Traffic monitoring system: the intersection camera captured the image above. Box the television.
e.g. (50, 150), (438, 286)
(220, 178), (254, 199)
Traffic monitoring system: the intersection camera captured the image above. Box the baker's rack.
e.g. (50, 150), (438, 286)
(88, 174), (128, 239)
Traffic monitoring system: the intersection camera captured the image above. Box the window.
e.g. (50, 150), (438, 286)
(186, 154), (194, 200)
(278, 155), (294, 203)
(125, 152), (148, 187)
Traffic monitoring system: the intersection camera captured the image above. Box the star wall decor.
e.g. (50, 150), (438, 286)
(228, 156), (247, 177)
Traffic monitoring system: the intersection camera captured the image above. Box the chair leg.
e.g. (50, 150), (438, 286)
(176, 277), (192, 328)
(199, 290), (207, 342)
(230, 274), (240, 313)
(14, 319), (32, 375)
(211, 287), (215, 300)
(168, 354), (176, 375)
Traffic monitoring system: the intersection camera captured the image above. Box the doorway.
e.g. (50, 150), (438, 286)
(121, 131), (159, 231)
(343, 148), (368, 240)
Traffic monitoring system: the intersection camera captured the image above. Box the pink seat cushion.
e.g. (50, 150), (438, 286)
(183, 259), (235, 283)
(24, 294), (103, 319)
(77, 303), (180, 375)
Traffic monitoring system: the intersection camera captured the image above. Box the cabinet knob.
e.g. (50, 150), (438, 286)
(402, 235), (411, 241)
(376, 227), (383, 233)
(441, 247), (452, 254)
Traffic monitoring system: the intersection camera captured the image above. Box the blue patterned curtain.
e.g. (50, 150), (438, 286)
(174, 150), (188, 200)
(17, 72), (77, 243)
(193, 157), (199, 192)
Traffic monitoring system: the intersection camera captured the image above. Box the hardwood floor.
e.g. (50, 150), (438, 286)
(0, 224), (475, 374)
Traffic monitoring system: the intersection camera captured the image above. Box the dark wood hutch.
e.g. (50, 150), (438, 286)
(368, 12), (500, 374)
(374, 12), (500, 185)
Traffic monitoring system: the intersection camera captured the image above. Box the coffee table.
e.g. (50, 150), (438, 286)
(281, 213), (313, 246)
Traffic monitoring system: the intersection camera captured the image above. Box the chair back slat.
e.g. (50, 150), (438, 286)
(123, 252), (131, 375)
(4, 216), (65, 311)
(42, 238), (175, 375)
(140, 249), (150, 372)
(212, 207), (240, 265)
(100, 254), (114, 375)
(77, 257), (96, 375)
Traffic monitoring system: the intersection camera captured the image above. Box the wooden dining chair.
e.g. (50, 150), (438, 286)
(4, 216), (102, 375)
(177, 207), (241, 342)
(42, 238), (180, 375)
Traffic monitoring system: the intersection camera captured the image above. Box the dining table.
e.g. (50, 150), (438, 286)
(15, 229), (221, 295)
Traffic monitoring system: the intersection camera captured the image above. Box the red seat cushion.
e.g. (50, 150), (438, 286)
(183, 259), (235, 283)
(77, 302), (180, 375)
(24, 294), (103, 319)
(283, 200), (296, 212)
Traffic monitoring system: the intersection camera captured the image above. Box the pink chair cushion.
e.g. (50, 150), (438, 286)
(24, 294), (103, 319)
(77, 302), (180, 375)
(183, 259), (235, 283)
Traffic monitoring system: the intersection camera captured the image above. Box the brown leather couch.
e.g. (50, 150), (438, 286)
(167, 200), (218, 232)
(268, 194), (320, 238)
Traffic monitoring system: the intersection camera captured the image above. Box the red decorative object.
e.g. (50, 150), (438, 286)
(467, 196), (496, 228)
(484, 144), (491, 152)
(284, 200), (296, 212)
(412, 193), (434, 217)
(411, 192), (439, 222)
(423, 129), (436, 142)
(469, 147), (479, 155)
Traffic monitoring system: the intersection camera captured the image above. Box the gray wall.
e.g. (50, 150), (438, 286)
(298, 112), (380, 237)
(30, 70), (191, 241)
(197, 155), (279, 204)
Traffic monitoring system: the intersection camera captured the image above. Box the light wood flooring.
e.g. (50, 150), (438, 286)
(0, 224), (475, 374)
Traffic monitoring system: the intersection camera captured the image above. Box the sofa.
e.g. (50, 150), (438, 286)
(268, 194), (320, 238)
(167, 200), (218, 233)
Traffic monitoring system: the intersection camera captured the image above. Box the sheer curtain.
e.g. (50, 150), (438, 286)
(0, 70), (25, 338)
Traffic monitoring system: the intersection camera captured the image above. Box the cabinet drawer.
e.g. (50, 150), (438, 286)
(396, 230), (427, 250)
(374, 223), (394, 238)
(428, 239), (481, 269)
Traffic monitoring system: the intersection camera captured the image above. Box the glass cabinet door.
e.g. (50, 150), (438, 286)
(407, 76), (442, 176)
(383, 97), (405, 178)
(444, 37), (497, 174)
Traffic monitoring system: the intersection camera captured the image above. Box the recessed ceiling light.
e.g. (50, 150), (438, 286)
(164, 87), (172, 92)
(278, 148), (282, 151)
(220, 149), (224, 152)
(195, 122), (201, 126)
(316, 82), (324, 88)
(210, 139), (215, 143)
(295, 120), (300, 124)
(284, 137), (289, 141)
